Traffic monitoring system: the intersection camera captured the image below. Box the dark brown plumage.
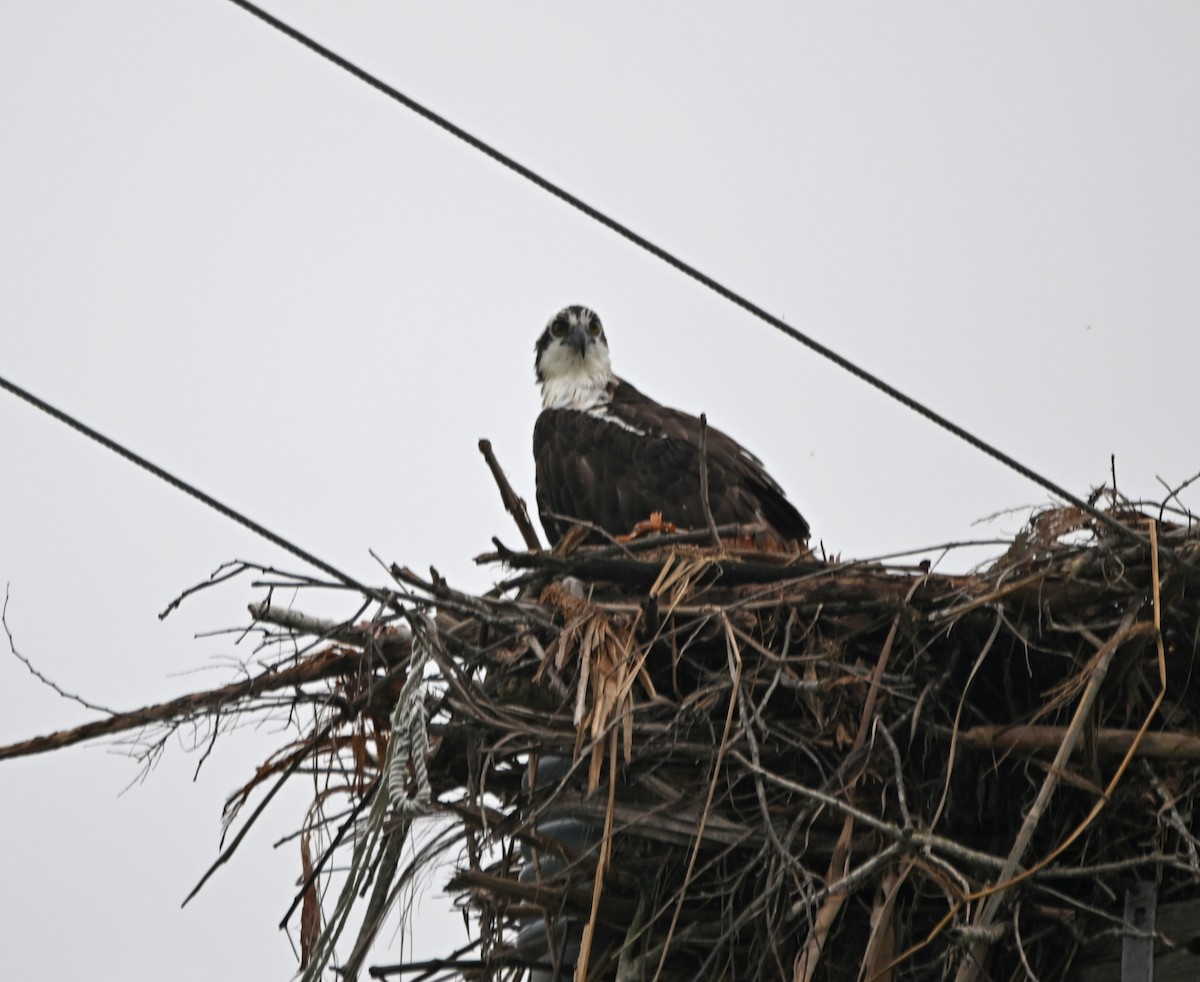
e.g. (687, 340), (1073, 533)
(533, 306), (809, 551)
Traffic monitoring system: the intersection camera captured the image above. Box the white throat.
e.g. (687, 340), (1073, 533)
(538, 344), (615, 411)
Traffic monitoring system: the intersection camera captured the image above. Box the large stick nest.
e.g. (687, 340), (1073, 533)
(5, 500), (1200, 981)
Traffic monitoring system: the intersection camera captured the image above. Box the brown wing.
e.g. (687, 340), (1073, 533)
(533, 378), (809, 548)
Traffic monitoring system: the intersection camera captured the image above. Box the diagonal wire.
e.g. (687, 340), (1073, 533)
(224, 0), (1150, 550)
(0, 373), (376, 602)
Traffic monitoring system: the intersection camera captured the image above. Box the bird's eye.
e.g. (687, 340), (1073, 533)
(550, 321), (567, 338)
(588, 322), (602, 337)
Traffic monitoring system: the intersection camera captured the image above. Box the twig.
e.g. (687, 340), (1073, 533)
(1034, 852), (1190, 879)
(0, 646), (379, 763)
(802, 843), (905, 908)
(479, 543), (824, 589)
(478, 438), (544, 551)
(650, 618), (743, 982)
(1012, 903), (1041, 982)
(877, 720), (911, 827)
(250, 601), (412, 648)
(1143, 760), (1200, 869)
(732, 753), (1008, 873)
(958, 723), (1200, 761)
(185, 621), (425, 912)
(3, 585), (115, 715)
(951, 609), (1146, 982)
(576, 728), (618, 981)
(158, 559), (258, 619)
(340, 817), (412, 981)
(1156, 466), (1200, 526)
(929, 611), (1005, 830)
(795, 575), (924, 982)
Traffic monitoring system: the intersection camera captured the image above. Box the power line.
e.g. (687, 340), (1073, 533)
(223, 0), (1146, 547)
(0, 373), (376, 602)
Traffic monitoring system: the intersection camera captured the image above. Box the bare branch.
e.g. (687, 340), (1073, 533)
(478, 438), (543, 551)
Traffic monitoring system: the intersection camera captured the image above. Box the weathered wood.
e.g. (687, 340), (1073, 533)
(959, 724), (1200, 761)
(1069, 897), (1200, 982)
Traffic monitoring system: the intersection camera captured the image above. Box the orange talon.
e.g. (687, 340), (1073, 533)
(616, 511), (677, 542)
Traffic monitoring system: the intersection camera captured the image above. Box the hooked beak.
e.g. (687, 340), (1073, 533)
(566, 322), (590, 358)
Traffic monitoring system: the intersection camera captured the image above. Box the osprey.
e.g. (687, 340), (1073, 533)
(533, 305), (810, 551)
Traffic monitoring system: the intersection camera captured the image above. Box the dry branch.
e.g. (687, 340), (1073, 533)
(479, 437), (543, 551)
(0, 645), (383, 762)
(953, 611), (1146, 982)
(958, 724), (1200, 760)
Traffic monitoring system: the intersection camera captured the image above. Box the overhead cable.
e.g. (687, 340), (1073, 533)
(0, 373), (376, 603)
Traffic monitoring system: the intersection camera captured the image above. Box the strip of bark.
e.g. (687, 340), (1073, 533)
(959, 723), (1200, 761)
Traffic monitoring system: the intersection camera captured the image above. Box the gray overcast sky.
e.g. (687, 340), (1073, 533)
(3, 2), (1199, 978)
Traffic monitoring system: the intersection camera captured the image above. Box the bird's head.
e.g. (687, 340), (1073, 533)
(534, 306), (614, 409)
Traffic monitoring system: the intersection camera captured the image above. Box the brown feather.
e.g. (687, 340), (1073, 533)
(534, 376), (809, 550)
